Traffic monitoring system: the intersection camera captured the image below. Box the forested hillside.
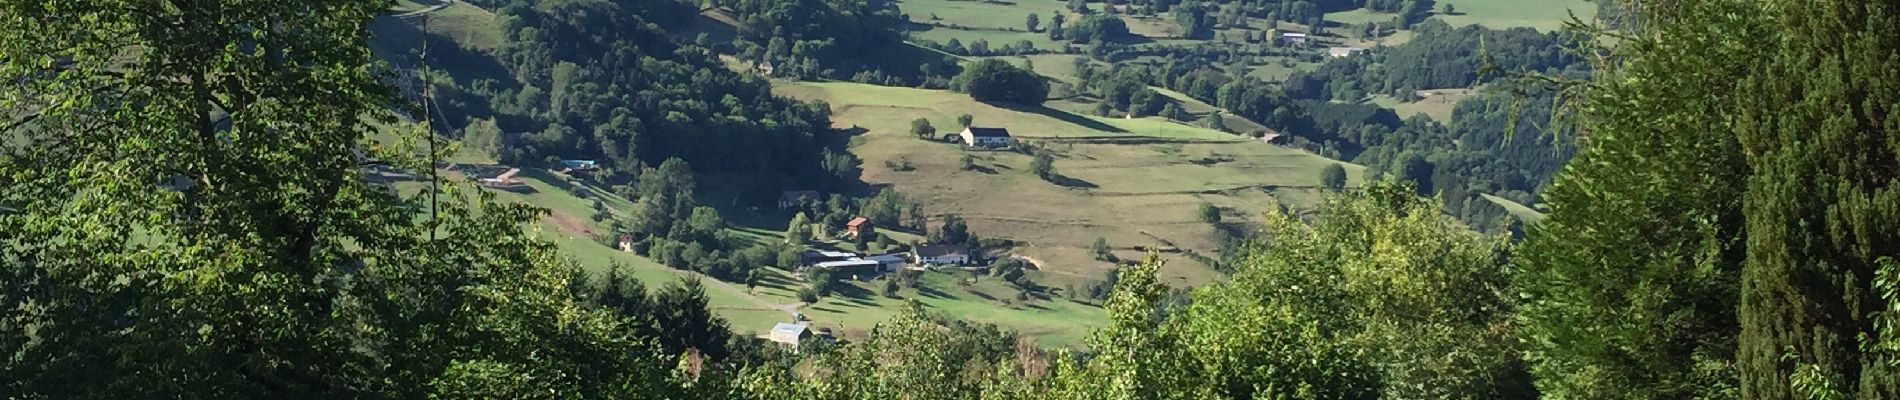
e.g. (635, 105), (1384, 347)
(1054, 15), (1582, 230)
(406, 0), (856, 195)
(7, 0), (1900, 398)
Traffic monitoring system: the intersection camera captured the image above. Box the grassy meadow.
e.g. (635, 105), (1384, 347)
(776, 81), (1366, 289)
(1432, 0), (1599, 32)
(1369, 88), (1479, 122)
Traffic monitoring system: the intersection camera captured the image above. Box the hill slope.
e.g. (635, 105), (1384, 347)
(776, 81), (1366, 287)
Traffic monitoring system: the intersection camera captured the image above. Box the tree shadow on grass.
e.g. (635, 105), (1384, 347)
(966, 288), (997, 302)
(963, 164), (1000, 174)
(992, 103), (1129, 134)
(1042, 173), (1099, 189)
(1066, 298), (1103, 308)
(831, 281), (879, 303)
(915, 284), (953, 299)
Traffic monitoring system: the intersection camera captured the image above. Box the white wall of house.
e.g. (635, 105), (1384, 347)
(917, 254), (970, 265)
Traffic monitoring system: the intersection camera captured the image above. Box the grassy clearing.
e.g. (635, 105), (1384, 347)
(1150, 87), (1272, 134)
(1368, 88), (1477, 122)
(1432, 0), (1598, 32)
(778, 81), (1367, 288)
(899, 0), (1068, 31)
(1481, 193), (1546, 223)
(373, 0), (502, 53)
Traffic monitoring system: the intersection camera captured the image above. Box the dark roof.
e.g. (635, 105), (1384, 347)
(914, 244), (967, 257)
(964, 127), (1012, 138)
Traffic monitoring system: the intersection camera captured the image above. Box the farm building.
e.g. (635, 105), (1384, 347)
(757, 60), (776, 77)
(862, 253), (910, 272)
(617, 234), (635, 253)
(475, 167), (531, 192)
(559, 159), (598, 172)
(845, 217), (873, 238)
(1328, 47), (1367, 58)
(814, 259), (884, 278)
(913, 244), (971, 265)
(778, 190), (820, 210)
(769, 322), (811, 350)
(1279, 32), (1309, 45)
(800, 250), (858, 267)
(959, 127), (1014, 148)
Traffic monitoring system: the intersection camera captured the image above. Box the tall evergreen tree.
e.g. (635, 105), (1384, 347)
(1514, 1), (1754, 396)
(1727, 1), (1900, 398)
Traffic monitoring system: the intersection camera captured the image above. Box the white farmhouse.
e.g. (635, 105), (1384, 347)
(959, 127), (1013, 148)
(913, 244), (971, 266)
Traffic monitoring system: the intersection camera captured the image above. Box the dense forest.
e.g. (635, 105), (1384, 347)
(407, 0), (855, 197)
(6, 0), (1900, 399)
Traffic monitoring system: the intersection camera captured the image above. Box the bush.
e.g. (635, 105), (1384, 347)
(1321, 163), (1349, 189)
(1198, 203), (1222, 223)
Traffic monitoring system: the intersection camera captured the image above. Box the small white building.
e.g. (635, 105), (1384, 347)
(913, 244), (971, 265)
(768, 322), (811, 350)
(959, 127), (1014, 148)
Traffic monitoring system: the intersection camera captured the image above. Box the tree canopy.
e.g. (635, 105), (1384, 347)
(954, 59), (1050, 106)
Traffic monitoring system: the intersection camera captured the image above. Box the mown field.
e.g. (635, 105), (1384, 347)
(1369, 88), (1480, 122)
(900, 0), (1069, 52)
(1433, 0), (1598, 32)
(776, 81), (1366, 289)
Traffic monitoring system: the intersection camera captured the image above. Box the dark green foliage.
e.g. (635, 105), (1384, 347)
(953, 59), (1050, 105)
(860, 188), (922, 230)
(1197, 203), (1222, 223)
(651, 278), (735, 360)
(0, 0), (705, 396)
(1514, 6), (1751, 395)
(1031, 151), (1056, 180)
(931, 214), (970, 244)
(1726, 2), (1900, 398)
(911, 118), (937, 139)
(1285, 20), (1578, 100)
(1063, 15), (1132, 44)
(418, 0), (858, 198)
(710, 0), (908, 79)
(1519, 1), (1900, 399)
(1174, 4), (1215, 39)
(1091, 237), (1114, 261)
(1320, 164), (1348, 189)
